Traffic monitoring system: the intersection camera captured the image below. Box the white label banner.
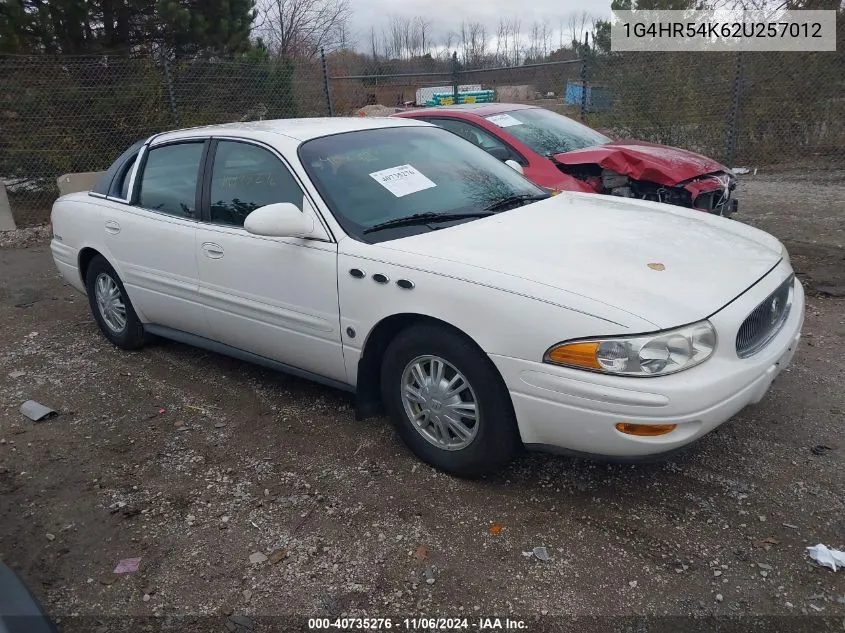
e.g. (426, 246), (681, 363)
(369, 164), (437, 198)
(486, 113), (523, 128)
(611, 10), (837, 52)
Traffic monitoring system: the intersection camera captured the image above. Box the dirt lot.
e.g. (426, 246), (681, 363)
(1, 168), (844, 633)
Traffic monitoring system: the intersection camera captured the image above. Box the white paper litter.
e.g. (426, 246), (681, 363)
(486, 113), (523, 128)
(369, 164), (436, 198)
(807, 544), (845, 571)
(732, 167), (751, 175)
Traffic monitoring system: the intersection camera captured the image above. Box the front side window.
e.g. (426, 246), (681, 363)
(137, 142), (205, 218)
(431, 118), (510, 153)
(486, 108), (611, 157)
(209, 141), (304, 227)
(300, 126), (547, 243)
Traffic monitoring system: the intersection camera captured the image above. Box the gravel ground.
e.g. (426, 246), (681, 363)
(1, 168), (844, 633)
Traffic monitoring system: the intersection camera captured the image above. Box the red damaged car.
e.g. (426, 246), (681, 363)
(394, 103), (738, 217)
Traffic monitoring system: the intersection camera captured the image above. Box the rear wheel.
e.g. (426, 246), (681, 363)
(380, 324), (519, 476)
(85, 255), (146, 349)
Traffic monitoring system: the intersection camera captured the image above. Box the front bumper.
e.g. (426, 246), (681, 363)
(491, 266), (804, 458)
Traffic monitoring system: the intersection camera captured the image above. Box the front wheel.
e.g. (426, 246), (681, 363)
(380, 324), (520, 476)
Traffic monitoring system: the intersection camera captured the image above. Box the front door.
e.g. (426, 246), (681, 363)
(194, 139), (345, 383)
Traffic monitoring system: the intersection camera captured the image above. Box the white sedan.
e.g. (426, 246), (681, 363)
(50, 117), (804, 476)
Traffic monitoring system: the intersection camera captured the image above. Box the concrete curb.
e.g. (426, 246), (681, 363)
(57, 171), (106, 197)
(0, 183), (16, 232)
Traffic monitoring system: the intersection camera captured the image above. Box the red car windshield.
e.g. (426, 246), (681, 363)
(486, 108), (611, 157)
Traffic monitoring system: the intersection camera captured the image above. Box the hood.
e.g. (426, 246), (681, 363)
(376, 193), (782, 329)
(553, 140), (730, 187)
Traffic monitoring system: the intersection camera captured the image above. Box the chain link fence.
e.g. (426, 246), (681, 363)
(585, 50), (845, 167)
(327, 50), (844, 168)
(2, 49), (843, 228)
(0, 53), (326, 226)
(327, 55), (584, 114)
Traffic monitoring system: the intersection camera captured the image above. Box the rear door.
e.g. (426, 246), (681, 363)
(102, 139), (210, 336)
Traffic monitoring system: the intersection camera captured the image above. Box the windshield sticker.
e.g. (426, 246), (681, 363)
(486, 113), (523, 128)
(369, 164), (436, 198)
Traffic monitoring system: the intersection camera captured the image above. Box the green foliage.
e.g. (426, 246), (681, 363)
(593, 20), (611, 54)
(0, 0), (255, 56)
(172, 56), (301, 126)
(0, 51), (307, 226)
(0, 55), (170, 218)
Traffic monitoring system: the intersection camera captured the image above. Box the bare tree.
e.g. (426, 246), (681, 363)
(526, 21), (552, 60)
(439, 30), (457, 60)
(262, 0), (351, 59)
(501, 17), (521, 66)
(494, 18), (511, 66)
(384, 15), (404, 58)
(379, 15), (435, 59)
(400, 16), (413, 58)
(495, 19), (508, 64)
(566, 10), (592, 47)
(541, 21), (551, 58)
(460, 21), (487, 67)
(415, 16), (432, 57)
(527, 22), (541, 60)
(337, 21), (353, 50)
(369, 25), (381, 60)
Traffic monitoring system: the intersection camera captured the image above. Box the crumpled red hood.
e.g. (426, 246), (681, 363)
(553, 140), (730, 187)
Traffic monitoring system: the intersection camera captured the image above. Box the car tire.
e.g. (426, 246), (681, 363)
(380, 323), (520, 477)
(85, 255), (147, 350)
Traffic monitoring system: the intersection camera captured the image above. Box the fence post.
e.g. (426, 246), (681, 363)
(321, 48), (334, 117)
(451, 52), (459, 103)
(579, 53), (588, 122)
(162, 51), (180, 127)
(724, 51), (744, 167)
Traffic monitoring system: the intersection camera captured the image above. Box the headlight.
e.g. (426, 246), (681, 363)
(545, 320), (717, 377)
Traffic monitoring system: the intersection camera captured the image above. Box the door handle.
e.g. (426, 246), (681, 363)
(201, 242), (224, 259)
(105, 220), (120, 234)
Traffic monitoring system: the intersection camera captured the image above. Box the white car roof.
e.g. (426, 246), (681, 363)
(153, 116), (431, 144)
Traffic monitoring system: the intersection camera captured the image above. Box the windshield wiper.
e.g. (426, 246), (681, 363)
(363, 212), (494, 234)
(483, 193), (550, 213)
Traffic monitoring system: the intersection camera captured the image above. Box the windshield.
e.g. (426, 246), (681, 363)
(485, 108), (611, 157)
(299, 126), (547, 242)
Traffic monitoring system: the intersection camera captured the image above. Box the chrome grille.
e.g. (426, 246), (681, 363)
(735, 275), (794, 358)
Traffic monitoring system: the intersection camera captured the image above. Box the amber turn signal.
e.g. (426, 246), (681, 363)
(546, 341), (601, 369)
(615, 422), (677, 437)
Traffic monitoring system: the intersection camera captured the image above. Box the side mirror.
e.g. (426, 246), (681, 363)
(504, 159), (524, 175)
(244, 202), (315, 238)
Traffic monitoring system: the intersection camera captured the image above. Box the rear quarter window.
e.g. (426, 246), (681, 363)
(92, 138), (146, 196)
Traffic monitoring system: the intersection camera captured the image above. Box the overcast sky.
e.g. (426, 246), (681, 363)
(346, 0), (612, 51)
